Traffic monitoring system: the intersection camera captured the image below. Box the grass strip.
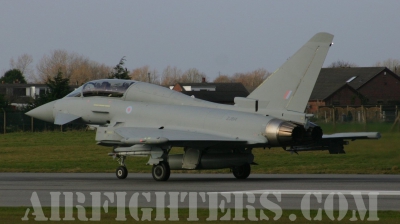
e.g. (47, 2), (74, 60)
(0, 123), (399, 174)
(1, 207), (399, 223)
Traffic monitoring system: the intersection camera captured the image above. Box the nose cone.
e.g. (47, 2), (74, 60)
(26, 101), (56, 123)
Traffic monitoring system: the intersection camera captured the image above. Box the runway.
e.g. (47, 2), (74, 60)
(1, 173), (399, 211)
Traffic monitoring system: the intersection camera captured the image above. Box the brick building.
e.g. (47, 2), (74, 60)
(308, 67), (400, 113)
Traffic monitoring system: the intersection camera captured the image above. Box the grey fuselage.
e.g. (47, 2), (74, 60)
(55, 93), (272, 146)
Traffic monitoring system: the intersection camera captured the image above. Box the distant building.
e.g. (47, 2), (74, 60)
(308, 67), (400, 113)
(0, 83), (78, 104)
(170, 82), (249, 105)
(0, 83), (50, 104)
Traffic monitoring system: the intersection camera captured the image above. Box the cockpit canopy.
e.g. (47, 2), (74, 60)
(66, 79), (135, 98)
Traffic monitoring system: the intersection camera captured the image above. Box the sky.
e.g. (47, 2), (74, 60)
(1, 0), (400, 81)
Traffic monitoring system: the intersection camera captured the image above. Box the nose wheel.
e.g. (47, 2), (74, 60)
(114, 155), (128, 179)
(116, 166), (128, 179)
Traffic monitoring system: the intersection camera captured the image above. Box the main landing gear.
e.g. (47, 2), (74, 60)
(111, 149), (250, 181)
(232, 163), (251, 179)
(152, 162), (171, 181)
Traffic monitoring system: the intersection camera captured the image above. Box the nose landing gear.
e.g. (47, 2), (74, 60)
(115, 155), (128, 179)
(116, 166), (128, 179)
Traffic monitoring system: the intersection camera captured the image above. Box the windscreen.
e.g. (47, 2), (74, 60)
(66, 79), (134, 98)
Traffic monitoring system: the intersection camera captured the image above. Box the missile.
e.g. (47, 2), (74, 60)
(120, 137), (169, 144)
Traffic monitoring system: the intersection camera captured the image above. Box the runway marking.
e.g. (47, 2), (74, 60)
(220, 190), (400, 196)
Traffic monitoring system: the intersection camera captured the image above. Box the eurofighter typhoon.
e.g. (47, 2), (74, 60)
(26, 33), (380, 181)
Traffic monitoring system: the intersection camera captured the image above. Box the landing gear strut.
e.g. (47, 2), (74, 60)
(115, 155), (128, 179)
(232, 163), (251, 179)
(152, 162), (171, 181)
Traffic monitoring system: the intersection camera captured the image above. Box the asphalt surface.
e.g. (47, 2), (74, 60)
(1, 173), (399, 212)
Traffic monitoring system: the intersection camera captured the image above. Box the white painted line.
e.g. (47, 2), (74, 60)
(218, 190), (400, 196)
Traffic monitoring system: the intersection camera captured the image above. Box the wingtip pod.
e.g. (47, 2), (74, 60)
(322, 132), (381, 140)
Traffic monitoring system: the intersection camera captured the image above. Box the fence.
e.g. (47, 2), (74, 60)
(312, 105), (399, 123)
(0, 111), (86, 134)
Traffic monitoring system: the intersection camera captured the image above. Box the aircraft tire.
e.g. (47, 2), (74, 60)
(232, 163), (251, 179)
(116, 166), (128, 179)
(152, 162), (170, 181)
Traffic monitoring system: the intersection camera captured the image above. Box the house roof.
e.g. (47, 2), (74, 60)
(310, 67), (387, 100)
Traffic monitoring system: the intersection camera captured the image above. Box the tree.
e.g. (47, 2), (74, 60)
(30, 70), (71, 109)
(181, 68), (206, 83)
(36, 49), (69, 82)
(210, 68), (270, 92)
(213, 74), (231, 83)
(328, 60), (358, 68)
(88, 63), (113, 81)
(0, 94), (14, 112)
(46, 70), (71, 101)
(375, 58), (400, 74)
(109, 57), (131, 80)
(231, 68), (270, 92)
(0, 69), (27, 84)
(10, 54), (35, 82)
(130, 66), (159, 84)
(161, 66), (183, 86)
(36, 49), (111, 84)
(0, 94), (8, 109)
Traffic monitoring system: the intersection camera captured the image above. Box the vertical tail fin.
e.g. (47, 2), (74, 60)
(247, 32), (334, 113)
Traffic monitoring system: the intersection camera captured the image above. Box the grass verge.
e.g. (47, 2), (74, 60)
(1, 207), (399, 223)
(0, 123), (399, 174)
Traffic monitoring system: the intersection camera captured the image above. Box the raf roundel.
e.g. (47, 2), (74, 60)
(126, 106), (133, 114)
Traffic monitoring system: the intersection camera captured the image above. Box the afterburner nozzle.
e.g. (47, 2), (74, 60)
(264, 119), (305, 146)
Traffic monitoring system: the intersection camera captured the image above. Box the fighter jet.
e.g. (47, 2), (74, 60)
(26, 32), (380, 181)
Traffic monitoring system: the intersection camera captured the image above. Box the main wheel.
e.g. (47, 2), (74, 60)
(232, 163), (251, 179)
(116, 166), (128, 179)
(152, 162), (170, 181)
